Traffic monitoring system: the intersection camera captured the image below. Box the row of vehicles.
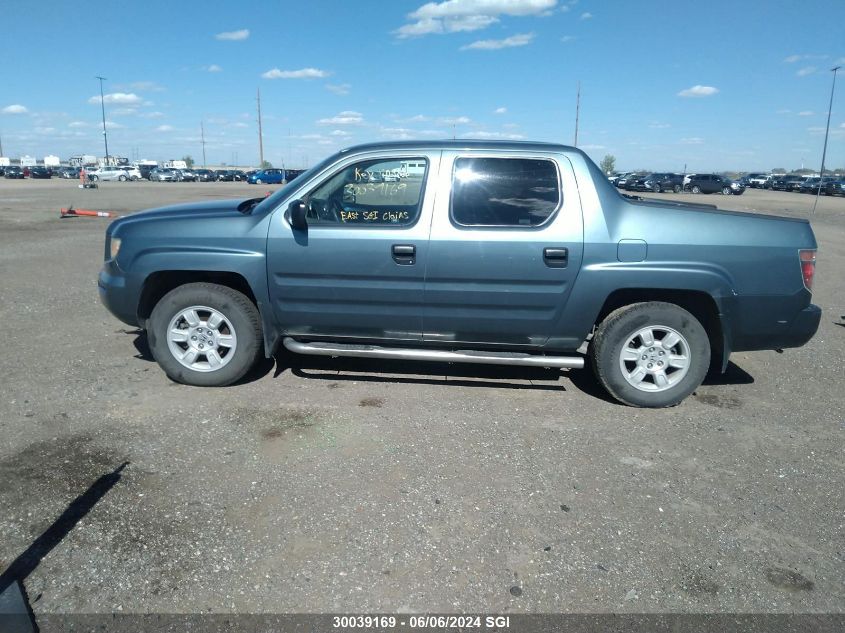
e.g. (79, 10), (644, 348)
(0, 164), (305, 185)
(610, 172), (746, 195)
(741, 173), (844, 194)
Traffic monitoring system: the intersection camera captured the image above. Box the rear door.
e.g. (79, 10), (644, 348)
(266, 151), (441, 341)
(422, 151), (583, 348)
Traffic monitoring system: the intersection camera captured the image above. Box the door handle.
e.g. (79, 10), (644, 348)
(543, 247), (568, 268)
(392, 244), (416, 265)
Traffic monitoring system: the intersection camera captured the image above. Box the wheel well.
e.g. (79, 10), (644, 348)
(596, 288), (724, 370)
(137, 271), (258, 325)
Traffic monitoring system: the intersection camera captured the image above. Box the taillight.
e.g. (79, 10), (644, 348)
(799, 249), (816, 291)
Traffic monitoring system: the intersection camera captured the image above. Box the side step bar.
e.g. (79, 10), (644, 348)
(282, 337), (584, 369)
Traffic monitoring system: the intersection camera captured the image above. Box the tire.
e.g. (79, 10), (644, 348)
(721, 186), (731, 195)
(119, 175), (127, 182)
(590, 301), (710, 408)
(148, 282), (263, 387)
(673, 184), (681, 193)
(91, 175), (99, 181)
(256, 178), (263, 184)
(691, 185), (701, 194)
(652, 184), (661, 193)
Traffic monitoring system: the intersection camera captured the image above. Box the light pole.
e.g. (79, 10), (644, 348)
(813, 65), (840, 213)
(96, 76), (110, 165)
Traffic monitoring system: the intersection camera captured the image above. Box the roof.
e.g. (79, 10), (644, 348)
(339, 139), (580, 154)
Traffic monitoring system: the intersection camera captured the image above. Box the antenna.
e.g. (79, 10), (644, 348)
(256, 88), (265, 167)
(200, 121), (207, 168)
(574, 81), (581, 147)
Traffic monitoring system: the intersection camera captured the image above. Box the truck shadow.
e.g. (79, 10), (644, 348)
(272, 351), (568, 391)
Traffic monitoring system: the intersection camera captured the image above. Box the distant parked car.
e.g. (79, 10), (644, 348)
(823, 179), (845, 196)
(614, 172), (639, 189)
(635, 173), (683, 193)
(798, 177), (835, 194)
(4, 166), (25, 179)
(684, 174), (737, 195)
(215, 169), (235, 181)
(149, 168), (179, 182)
(247, 168), (286, 184)
(746, 173), (769, 188)
(770, 174), (805, 191)
(119, 166), (142, 181)
(193, 169), (216, 182)
(29, 166), (52, 179)
(89, 166), (130, 182)
(175, 169), (197, 182)
(138, 165), (158, 180)
(58, 167), (80, 179)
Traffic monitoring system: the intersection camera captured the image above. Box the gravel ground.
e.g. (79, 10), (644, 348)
(0, 179), (843, 616)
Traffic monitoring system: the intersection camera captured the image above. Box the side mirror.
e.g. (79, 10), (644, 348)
(287, 199), (308, 231)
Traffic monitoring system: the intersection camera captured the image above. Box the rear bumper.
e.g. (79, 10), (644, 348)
(731, 302), (821, 352)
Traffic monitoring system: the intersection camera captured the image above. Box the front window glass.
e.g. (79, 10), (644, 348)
(303, 157), (428, 226)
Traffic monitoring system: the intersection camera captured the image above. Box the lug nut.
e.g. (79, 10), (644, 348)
(642, 355), (647, 360)
(647, 363), (653, 369)
(659, 351), (664, 356)
(191, 336), (197, 341)
(658, 361), (664, 367)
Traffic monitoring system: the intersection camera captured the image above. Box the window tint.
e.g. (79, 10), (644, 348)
(451, 157), (560, 227)
(303, 157), (427, 226)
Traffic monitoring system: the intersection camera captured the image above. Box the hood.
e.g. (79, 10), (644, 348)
(119, 198), (259, 223)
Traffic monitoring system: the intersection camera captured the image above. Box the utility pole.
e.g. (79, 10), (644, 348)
(813, 65), (841, 213)
(256, 88), (264, 167)
(573, 81), (581, 147)
(96, 76), (110, 164)
(200, 121), (207, 168)
(0, 131), (4, 157)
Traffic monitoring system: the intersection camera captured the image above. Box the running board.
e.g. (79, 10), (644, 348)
(282, 337), (584, 369)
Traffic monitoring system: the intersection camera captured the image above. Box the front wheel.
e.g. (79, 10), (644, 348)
(691, 185), (701, 194)
(148, 283), (263, 387)
(91, 175), (99, 181)
(721, 186), (731, 195)
(652, 184), (661, 193)
(590, 302), (710, 407)
(673, 184), (681, 193)
(119, 175), (127, 182)
(256, 178), (263, 184)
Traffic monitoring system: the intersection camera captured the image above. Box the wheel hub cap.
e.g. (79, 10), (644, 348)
(619, 325), (691, 392)
(167, 306), (237, 372)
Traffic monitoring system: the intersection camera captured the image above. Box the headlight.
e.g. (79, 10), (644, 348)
(110, 237), (122, 259)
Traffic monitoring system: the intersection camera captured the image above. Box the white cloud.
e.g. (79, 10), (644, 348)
(648, 122), (671, 129)
(680, 137), (704, 144)
(797, 66), (816, 76)
(677, 85), (719, 97)
(2, 104), (28, 114)
(215, 29), (249, 41)
(395, 0), (556, 38)
(494, 107), (507, 114)
(34, 127), (55, 134)
(440, 116), (471, 125)
(325, 83), (351, 95)
(580, 11), (592, 19)
(156, 125), (174, 132)
(784, 53), (828, 63)
(461, 32), (534, 50)
(776, 109), (792, 114)
(797, 111), (815, 116)
(207, 64), (223, 72)
(404, 114), (430, 122)
(317, 110), (364, 125)
(139, 111), (165, 119)
(105, 121), (124, 129)
(560, 35), (575, 42)
(330, 129), (351, 136)
(262, 67), (328, 79)
(463, 131), (525, 140)
(88, 92), (143, 105)
(232, 122), (248, 128)
(68, 121), (89, 128)
(579, 143), (605, 150)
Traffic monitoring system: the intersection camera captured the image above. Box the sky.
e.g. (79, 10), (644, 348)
(2, 0), (844, 172)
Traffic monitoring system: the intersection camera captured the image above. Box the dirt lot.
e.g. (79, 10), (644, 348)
(1, 179), (843, 616)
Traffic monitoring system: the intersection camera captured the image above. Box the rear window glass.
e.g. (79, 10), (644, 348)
(450, 157), (560, 227)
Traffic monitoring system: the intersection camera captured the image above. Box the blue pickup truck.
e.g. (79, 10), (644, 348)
(99, 141), (820, 407)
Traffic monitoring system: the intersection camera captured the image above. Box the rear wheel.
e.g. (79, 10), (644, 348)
(256, 178), (263, 184)
(652, 184), (661, 193)
(91, 175), (99, 181)
(119, 175), (127, 182)
(148, 283), (263, 387)
(673, 184), (681, 193)
(691, 185), (701, 194)
(590, 302), (710, 407)
(721, 186), (731, 195)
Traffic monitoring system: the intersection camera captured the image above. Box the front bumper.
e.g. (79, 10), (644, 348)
(98, 261), (139, 326)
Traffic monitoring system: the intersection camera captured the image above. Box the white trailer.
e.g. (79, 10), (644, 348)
(44, 155), (61, 168)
